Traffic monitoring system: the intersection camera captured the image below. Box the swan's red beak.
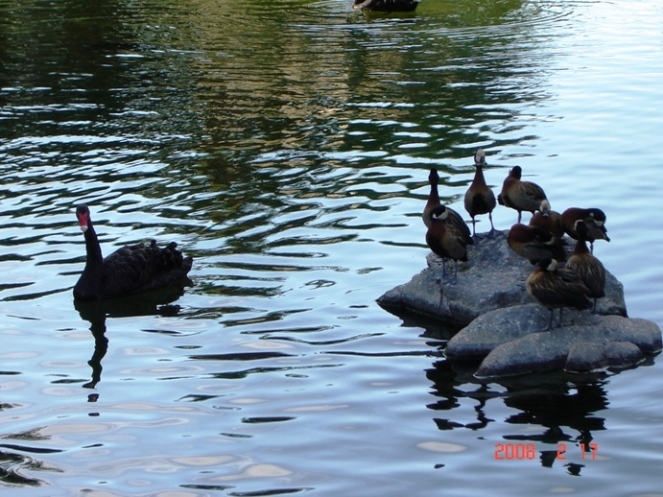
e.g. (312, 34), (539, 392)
(77, 212), (89, 233)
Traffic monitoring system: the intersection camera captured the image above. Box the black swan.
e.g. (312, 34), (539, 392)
(73, 205), (193, 301)
(353, 0), (418, 13)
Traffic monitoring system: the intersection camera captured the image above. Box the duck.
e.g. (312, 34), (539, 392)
(507, 223), (566, 264)
(426, 205), (472, 284)
(464, 149), (496, 237)
(561, 207), (610, 253)
(497, 165), (550, 223)
(353, 0), (418, 12)
(73, 205), (193, 301)
(566, 220), (606, 313)
(422, 168), (441, 229)
(529, 210), (565, 247)
(422, 169), (472, 243)
(526, 258), (592, 330)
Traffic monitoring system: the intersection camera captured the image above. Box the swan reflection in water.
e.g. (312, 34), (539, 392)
(74, 284), (191, 390)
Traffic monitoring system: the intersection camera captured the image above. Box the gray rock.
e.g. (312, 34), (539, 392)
(377, 231), (626, 327)
(565, 341), (645, 373)
(378, 230), (661, 377)
(473, 315), (660, 378)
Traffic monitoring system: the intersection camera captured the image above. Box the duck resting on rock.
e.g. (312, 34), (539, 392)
(566, 220), (606, 313)
(561, 207), (610, 253)
(507, 223), (566, 264)
(526, 257), (592, 330)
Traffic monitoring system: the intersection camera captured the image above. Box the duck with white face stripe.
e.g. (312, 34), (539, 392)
(561, 207), (610, 253)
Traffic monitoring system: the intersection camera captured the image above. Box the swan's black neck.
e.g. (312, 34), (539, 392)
(83, 219), (103, 266)
(74, 211), (104, 301)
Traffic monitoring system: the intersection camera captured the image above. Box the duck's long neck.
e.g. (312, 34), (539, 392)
(474, 164), (487, 187)
(573, 237), (590, 256)
(429, 178), (440, 205)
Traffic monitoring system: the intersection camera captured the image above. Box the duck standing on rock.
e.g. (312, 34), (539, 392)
(426, 205), (473, 284)
(561, 207), (610, 253)
(464, 149), (496, 237)
(526, 258), (592, 330)
(423, 168), (470, 241)
(507, 223), (566, 264)
(497, 165), (550, 224)
(566, 220), (606, 312)
(353, 0), (418, 12)
(73, 205), (193, 301)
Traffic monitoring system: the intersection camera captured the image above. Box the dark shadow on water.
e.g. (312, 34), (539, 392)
(426, 358), (611, 472)
(74, 284), (190, 389)
(376, 301), (463, 344)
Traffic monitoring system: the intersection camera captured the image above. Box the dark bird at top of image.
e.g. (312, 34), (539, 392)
(561, 207), (610, 253)
(353, 0), (418, 12)
(566, 220), (606, 312)
(526, 258), (592, 330)
(497, 165), (550, 224)
(73, 205), (193, 302)
(464, 149), (497, 237)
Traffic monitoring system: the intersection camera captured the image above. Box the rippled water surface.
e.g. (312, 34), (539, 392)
(1, 0), (663, 495)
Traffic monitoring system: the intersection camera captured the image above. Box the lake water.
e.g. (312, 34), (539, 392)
(1, 0), (663, 495)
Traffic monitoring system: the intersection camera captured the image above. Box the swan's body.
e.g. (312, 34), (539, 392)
(73, 205), (193, 301)
(353, 0), (418, 12)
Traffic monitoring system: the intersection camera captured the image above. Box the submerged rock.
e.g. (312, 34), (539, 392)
(378, 230), (661, 377)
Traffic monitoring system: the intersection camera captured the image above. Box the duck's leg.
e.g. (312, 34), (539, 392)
(451, 260), (458, 285)
(546, 309), (554, 331)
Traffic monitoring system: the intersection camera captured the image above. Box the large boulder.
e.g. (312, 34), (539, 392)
(377, 230), (661, 377)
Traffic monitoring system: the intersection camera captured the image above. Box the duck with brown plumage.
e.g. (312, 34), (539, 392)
(566, 220), (606, 312)
(464, 149), (496, 238)
(561, 207), (610, 253)
(425, 205), (473, 284)
(497, 165), (550, 224)
(526, 257), (592, 330)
